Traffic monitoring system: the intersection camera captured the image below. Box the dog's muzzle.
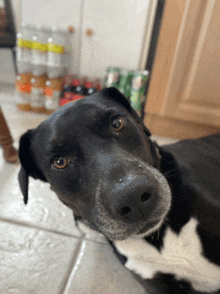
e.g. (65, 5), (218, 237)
(91, 160), (171, 240)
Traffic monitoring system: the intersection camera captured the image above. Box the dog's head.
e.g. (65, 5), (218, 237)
(18, 88), (171, 240)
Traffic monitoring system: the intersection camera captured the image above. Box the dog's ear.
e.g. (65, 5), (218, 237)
(18, 130), (47, 204)
(129, 105), (151, 137)
(102, 87), (151, 136)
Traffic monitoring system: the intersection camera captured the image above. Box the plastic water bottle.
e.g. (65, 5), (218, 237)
(16, 23), (35, 74)
(32, 24), (50, 76)
(47, 26), (69, 78)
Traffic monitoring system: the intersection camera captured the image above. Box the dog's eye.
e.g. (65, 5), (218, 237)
(112, 118), (124, 131)
(53, 157), (68, 169)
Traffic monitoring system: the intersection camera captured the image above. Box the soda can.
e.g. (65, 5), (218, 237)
(118, 69), (134, 100)
(104, 67), (121, 88)
(130, 70), (149, 116)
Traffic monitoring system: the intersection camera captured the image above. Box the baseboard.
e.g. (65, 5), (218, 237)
(143, 113), (220, 139)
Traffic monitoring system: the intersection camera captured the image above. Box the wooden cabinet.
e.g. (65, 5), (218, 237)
(144, 0), (220, 139)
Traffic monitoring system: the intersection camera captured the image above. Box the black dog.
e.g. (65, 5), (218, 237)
(18, 88), (220, 294)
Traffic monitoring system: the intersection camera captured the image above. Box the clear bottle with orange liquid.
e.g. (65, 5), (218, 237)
(45, 77), (63, 114)
(15, 73), (32, 111)
(30, 75), (47, 113)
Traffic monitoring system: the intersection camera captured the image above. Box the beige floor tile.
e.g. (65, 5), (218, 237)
(64, 239), (146, 294)
(0, 221), (80, 294)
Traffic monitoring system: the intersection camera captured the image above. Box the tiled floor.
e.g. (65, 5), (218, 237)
(0, 83), (178, 294)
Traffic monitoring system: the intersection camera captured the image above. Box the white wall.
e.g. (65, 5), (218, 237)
(0, 49), (16, 84)
(0, 0), (20, 85)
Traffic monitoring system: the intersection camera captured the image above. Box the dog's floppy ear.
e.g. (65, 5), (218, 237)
(18, 130), (47, 204)
(102, 87), (151, 136)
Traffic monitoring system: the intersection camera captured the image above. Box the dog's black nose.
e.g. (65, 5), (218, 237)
(108, 173), (157, 222)
(118, 191), (152, 216)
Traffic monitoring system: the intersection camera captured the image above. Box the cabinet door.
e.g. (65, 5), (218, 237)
(146, 0), (220, 127)
(21, 0), (81, 73)
(79, 0), (151, 78)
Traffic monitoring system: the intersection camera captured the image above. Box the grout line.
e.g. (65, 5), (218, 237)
(0, 216), (109, 245)
(59, 235), (86, 294)
(84, 236), (108, 245)
(0, 216), (79, 239)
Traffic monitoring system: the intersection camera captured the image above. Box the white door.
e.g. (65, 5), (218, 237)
(79, 0), (151, 78)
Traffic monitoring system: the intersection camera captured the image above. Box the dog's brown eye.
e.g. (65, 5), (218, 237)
(112, 118), (124, 131)
(53, 157), (68, 169)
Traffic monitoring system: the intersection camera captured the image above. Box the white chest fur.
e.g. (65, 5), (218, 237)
(114, 218), (220, 292)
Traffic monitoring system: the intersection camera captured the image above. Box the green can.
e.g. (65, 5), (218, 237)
(118, 70), (135, 100)
(104, 67), (121, 88)
(130, 70), (149, 115)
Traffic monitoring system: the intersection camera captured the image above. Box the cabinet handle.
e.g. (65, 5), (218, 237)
(68, 26), (75, 33)
(85, 28), (94, 36)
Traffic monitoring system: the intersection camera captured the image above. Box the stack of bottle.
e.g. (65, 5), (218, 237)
(104, 67), (149, 116)
(15, 24), (70, 113)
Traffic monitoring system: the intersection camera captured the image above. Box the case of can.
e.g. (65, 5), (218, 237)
(130, 70), (149, 115)
(104, 67), (121, 88)
(118, 69), (134, 100)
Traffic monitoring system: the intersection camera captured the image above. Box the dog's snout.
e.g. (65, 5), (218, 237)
(107, 172), (158, 222)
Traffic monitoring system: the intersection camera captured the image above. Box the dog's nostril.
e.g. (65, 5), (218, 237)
(141, 192), (151, 203)
(120, 206), (131, 216)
